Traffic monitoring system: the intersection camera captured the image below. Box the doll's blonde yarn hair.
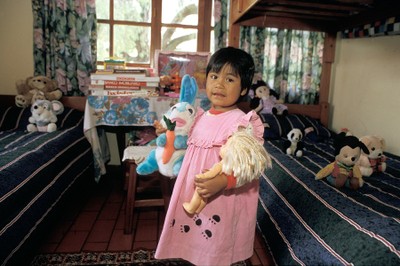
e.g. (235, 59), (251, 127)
(221, 130), (272, 187)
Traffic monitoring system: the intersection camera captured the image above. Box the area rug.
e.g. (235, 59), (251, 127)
(30, 250), (191, 266)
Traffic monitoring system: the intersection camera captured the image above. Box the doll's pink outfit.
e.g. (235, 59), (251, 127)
(155, 108), (264, 265)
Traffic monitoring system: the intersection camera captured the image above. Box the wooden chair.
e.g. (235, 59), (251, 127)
(123, 146), (175, 234)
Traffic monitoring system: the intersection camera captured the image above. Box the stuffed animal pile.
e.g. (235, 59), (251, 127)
(315, 132), (369, 189)
(136, 74), (198, 178)
(15, 76), (62, 108)
(27, 99), (64, 132)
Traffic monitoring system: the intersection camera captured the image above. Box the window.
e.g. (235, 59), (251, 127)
(96, 0), (213, 68)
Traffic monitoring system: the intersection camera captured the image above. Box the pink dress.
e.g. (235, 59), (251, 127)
(155, 108), (264, 265)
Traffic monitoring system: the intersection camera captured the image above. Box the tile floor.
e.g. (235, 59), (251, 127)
(34, 165), (274, 265)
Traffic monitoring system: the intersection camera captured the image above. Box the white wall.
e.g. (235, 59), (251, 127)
(0, 0), (34, 93)
(1, 2), (399, 156)
(330, 35), (400, 155)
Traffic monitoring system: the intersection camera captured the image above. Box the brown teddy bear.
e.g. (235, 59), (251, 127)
(357, 135), (387, 177)
(15, 76), (62, 108)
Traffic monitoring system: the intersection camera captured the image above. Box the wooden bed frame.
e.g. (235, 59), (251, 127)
(228, 1), (399, 128)
(227, 1), (346, 128)
(0, 94), (86, 112)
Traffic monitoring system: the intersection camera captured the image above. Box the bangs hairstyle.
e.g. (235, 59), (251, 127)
(206, 47), (255, 100)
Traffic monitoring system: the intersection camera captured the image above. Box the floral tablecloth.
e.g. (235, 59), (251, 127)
(83, 95), (209, 181)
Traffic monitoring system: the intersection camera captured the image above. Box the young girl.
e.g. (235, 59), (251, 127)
(155, 47), (265, 265)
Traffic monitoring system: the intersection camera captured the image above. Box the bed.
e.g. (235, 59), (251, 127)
(0, 95), (93, 265)
(257, 114), (400, 265)
(228, 1), (400, 265)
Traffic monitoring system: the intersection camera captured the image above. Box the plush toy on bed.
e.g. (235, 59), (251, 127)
(27, 99), (64, 133)
(357, 135), (387, 177)
(136, 74), (198, 178)
(315, 132), (369, 189)
(283, 128), (304, 157)
(182, 130), (272, 214)
(15, 75), (62, 108)
(249, 80), (288, 116)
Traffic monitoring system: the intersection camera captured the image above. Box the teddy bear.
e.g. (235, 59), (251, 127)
(357, 135), (387, 177)
(249, 80), (288, 116)
(27, 99), (64, 132)
(315, 132), (369, 189)
(15, 76), (62, 108)
(283, 128), (304, 157)
(136, 75), (198, 178)
(159, 75), (173, 93)
(182, 130), (272, 214)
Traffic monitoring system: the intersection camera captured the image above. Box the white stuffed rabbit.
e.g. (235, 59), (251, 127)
(136, 74), (198, 178)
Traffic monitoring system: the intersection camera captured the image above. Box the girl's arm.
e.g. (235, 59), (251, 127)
(194, 174), (228, 199)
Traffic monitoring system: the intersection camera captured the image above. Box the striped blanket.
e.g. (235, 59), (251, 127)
(0, 105), (93, 265)
(257, 138), (400, 265)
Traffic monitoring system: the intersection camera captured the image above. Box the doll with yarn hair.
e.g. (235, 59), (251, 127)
(182, 129), (272, 214)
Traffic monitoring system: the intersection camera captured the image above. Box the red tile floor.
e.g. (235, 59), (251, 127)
(33, 165), (274, 265)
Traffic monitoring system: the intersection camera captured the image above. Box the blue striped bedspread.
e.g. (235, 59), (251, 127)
(0, 105), (94, 265)
(258, 138), (400, 265)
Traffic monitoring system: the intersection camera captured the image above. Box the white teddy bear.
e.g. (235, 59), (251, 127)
(27, 99), (64, 133)
(357, 135), (387, 177)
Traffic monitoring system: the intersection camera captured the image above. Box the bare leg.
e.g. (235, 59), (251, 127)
(195, 198), (207, 214)
(182, 162), (222, 214)
(183, 190), (203, 214)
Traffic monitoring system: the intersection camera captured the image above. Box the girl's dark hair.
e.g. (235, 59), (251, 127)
(206, 47), (255, 100)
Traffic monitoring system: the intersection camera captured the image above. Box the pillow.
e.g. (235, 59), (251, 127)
(56, 107), (84, 129)
(0, 106), (84, 131)
(260, 113), (333, 141)
(260, 114), (283, 140)
(300, 114), (334, 140)
(0, 106), (30, 131)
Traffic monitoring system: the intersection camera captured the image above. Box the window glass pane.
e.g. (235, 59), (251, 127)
(162, 0), (198, 26)
(211, 0), (215, 27)
(114, 0), (151, 22)
(210, 30), (215, 54)
(97, 23), (110, 61)
(114, 25), (151, 63)
(161, 27), (197, 51)
(96, 0), (110, 20)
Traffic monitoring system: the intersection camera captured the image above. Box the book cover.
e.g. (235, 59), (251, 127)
(90, 73), (160, 83)
(113, 68), (149, 76)
(89, 89), (150, 97)
(91, 80), (159, 88)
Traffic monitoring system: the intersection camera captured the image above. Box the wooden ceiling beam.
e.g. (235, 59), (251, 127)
(259, 0), (371, 12)
(260, 6), (351, 17)
(248, 11), (340, 21)
(233, 0), (400, 31)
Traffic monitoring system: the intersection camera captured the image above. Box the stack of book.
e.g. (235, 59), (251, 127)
(89, 69), (160, 97)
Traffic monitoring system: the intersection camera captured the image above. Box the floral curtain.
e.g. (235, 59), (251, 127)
(240, 27), (325, 105)
(213, 0), (229, 51)
(213, 0), (325, 105)
(32, 0), (97, 96)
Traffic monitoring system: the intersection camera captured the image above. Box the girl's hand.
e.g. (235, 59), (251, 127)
(194, 174), (228, 199)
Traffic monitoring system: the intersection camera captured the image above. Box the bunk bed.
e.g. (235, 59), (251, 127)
(0, 95), (93, 265)
(228, 1), (400, 265)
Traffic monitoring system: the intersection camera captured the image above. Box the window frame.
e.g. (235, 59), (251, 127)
(96, 0), (213, 69)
